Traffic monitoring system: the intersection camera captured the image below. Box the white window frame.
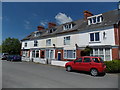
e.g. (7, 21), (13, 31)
(63, 23), (73, 30)
(22, 51), (29, 57)
(46, 39), (51, 46)
(89, 32), (100, 42)
(64, 36), (70, 45)
(90, 48), (112, 61)
(64, 50), (76, 59)
(34, 31), (41, 37)
(45, 49), (55, 59)
(87, 14), (103, 25)
(48, 28), (56, 33)
(32, 50), (40, 58)
(34, 40), (38, 47)
(24, 42), (27, 47)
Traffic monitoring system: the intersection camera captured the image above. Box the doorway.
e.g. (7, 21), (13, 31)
(57, 52), (61, 61)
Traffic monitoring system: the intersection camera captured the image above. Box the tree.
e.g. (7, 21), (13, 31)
(2, 37), (21, 55)
(81, 46), (92, 56)
(0, 45), (2, 53)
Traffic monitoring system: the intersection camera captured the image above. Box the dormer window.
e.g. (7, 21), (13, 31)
(63, 23), (73, 30)
(88, 14), (103, 25)
(48, 28), (56, 33)
(34, 31), (41, 37)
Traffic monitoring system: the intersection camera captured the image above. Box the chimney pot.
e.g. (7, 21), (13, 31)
(37, 26), (45, 31)
(84, 10), (93, 19)
(48, 22), (56, 28)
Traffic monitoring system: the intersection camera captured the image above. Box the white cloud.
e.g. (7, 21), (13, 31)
(40, 20), (48, 27)
(55, 12), (73, 24)
(24, 20), (30, 24)
(24, 20), (32, 30)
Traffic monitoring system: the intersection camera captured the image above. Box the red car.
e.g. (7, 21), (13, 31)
(65, 56), (106, 76)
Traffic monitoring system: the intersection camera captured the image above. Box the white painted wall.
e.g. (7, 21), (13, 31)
(77, 27), (115, 47)
(51, 60), (69, 67)
(21, 26), (115, 50)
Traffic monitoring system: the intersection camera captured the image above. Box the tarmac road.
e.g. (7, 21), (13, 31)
(2, 60), (118, 88)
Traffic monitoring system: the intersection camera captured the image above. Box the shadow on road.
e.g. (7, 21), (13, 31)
(70, 70), (106, 77)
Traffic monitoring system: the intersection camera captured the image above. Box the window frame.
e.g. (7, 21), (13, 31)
(34, 31), (41, 37)
(24, 42), (27, 47)
(34, 40), (38, 47)
(90, 48), (111, 61)
(64, 50), (76, 59)
(63, 23), (73, 30)
(64, 36), (70, 45)
(83, 58), (91, 63)
(74, 58), (82, 63)
(87, 14), (103, 25)
(32, 50), (40, 58)
(89, 32), (100, 42)
(46, 39), (51, 46)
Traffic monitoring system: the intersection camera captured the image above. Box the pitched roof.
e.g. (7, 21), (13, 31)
(21, 9), (120, 41)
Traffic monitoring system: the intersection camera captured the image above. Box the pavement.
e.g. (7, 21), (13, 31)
(2, 60), (119, 88)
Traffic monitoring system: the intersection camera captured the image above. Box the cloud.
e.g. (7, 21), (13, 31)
(55, 12), (73, 24)
(40, 20), (48, 27)
(24, 20), (32, 30)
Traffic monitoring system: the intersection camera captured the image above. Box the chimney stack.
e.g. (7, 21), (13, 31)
(37, 26), (45, 31)
(48, 22), (56, 28)
(84, 10), (93, 19)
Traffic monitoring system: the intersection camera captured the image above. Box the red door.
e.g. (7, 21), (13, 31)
(72, 58), (83, 71)
(81, 57), (92, 71)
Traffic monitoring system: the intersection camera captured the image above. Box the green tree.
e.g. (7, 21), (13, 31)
(0, 45), (2, 53)
(2, 37), (21, 55)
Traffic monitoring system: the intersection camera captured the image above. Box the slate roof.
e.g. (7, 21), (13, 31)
(21, 9), (120, 41)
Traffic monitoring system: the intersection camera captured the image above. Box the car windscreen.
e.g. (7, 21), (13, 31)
(92, 58), (104, 63)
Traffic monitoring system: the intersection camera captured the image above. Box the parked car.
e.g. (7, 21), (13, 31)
(1, 53), (9, 60)
(65, 56), (106, 76)
(7, 55), (21, 61)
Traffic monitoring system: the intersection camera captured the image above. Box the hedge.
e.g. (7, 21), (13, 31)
(104, 60), (120, 73)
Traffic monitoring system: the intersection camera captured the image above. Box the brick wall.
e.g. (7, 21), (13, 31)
(114, 24), (119, 45)
(76, 49), (82, 58)
(112, 48), (119, 60)
(55, 49), (63, 61)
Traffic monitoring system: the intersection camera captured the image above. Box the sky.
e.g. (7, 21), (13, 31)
(2, 2), (118, 44)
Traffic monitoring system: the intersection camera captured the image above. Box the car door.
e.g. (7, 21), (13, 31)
(72, 58), (83, 71)
(82, 57), (92, 71)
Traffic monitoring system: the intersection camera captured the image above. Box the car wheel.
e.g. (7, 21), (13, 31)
(66, 66), (72, 72)
(90, 68), (98, 76)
